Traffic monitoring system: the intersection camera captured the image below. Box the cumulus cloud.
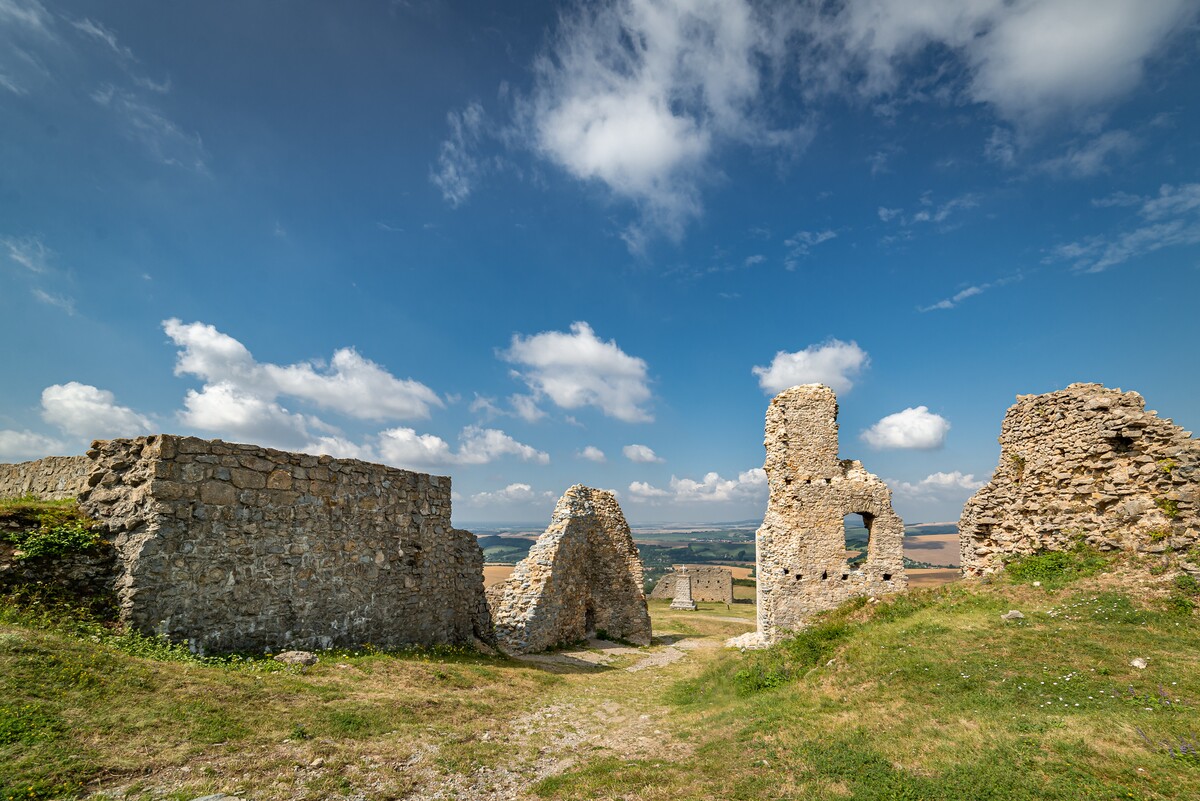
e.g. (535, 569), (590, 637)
(503, 321), (652, 423)
(861, 406), (950, 450)
(752, 339), (868, 395)
(469, 483), (555, 505)
(40, 382), (153, 439)
(811, 0), (1197, 128)
(578, 445), (606, 462)
(178, 384), (317, 450)
(623, 444), (664, 464)
(509, 393), (546, 423)
(1052, 183), (1200, 272)
(524, 0), (810, 241)
(0, 429), (70, 462)
(164, 318), (442, 423)
(629, 468), (767, 504)
(890, 471), (984, 499)
(376, 425), (548, 470)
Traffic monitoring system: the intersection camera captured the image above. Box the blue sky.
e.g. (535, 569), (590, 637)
(2, 0), (1198, 525)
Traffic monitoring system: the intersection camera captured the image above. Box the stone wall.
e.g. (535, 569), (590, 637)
(960, 383), (1199, 577)
(752, 385), (906, 643)
(78, 435), (490, 653)
(649, 565), (734, 603)
(0, 513), (118, 612)
(487, 485), (652, 653)
(0, 456), (92, 500)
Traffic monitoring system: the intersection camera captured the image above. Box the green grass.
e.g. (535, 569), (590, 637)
(1002, 540), (1113, 589)
(538, 563), (1200, 800)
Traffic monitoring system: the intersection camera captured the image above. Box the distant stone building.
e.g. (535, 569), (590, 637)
(487, 485), (652, 653)
(960, 384), (1199, 577)
(2, 435), (492, 653)
(743, 385), (907, 646)
(650, 565), (734, 604)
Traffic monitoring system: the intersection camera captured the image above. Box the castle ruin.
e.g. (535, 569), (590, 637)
(487, 485), (652, 653)
(2, 435), (491, 653)
(650, 564), (734, 604)
(748, 384), (907, 644)
(960, 383), (1199, 576)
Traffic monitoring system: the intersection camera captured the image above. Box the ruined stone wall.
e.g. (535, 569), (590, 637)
(0, 456), (92, 500)
(649, 565), (734, 603)
(754, 385), (906, 643)
(78, 435), (490, 653)
(960, 384), (1199, 577)
(487, 485), (652, 653)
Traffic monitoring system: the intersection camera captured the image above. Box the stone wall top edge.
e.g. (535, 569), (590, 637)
(87, 434), (451, 482)
(0, 454), (89, 468)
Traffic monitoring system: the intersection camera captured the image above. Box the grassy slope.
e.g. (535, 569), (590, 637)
(1, 556), (1198, 800)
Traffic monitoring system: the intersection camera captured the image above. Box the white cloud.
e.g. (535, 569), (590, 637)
(0, 429), (70, 461)
(815, 0), (1197, 128)
(92, 85), (208, 173)
(1041, 129), (1138, 177)
(69, 17), (133, 61)
(40, 382), (153, 440)
(1, 234), (51, 273)
(164, 318), (442, 422)
(752, 339), (869, 395)
(31, 288), (75, 315)
(578, 445), (606, 462)
(301, 435), (377, 462)
(179, 383), (315, 450)
(623, 444), (664, 464)
(469, 483), (555, 505)
(376, 425), (548, 470)
(918, 273), (1021, 312)
(431, 101), (487, 207)
(525, 0), (810, 241)
(861, 406), (950, 450)
(890, 471), (984, 499)
(1053, 183), (1200, 272)
(509, 393), (546, 423)
(877, 206), (902, 222)
(628, 480), (671, 501)
(783, 229), (837, 270)
(503, 321), (652, 423)
(629, 468), (767, 504)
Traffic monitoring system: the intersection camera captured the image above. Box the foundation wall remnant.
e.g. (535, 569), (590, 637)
(487, 485), (652, 654)
(960, 383), (1199, 577)
(649, 565), (734, 603)
(77, 435), (490, 653)
(0, 455), (93, 500)
(754, 385), (907, 643)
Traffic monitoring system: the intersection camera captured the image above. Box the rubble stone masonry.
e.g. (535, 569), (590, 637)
(960, 384), (1199, 576)
(77, 435), (491, 653)
(487, 485), (652, 653)
(754, 385), (907, 643)
(0, 455), (92, 500)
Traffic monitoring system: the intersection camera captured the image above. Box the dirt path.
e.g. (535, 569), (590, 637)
(404, 606), (753, 800)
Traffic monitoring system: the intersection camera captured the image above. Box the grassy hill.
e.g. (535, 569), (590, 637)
(2, 547), (1198, 800)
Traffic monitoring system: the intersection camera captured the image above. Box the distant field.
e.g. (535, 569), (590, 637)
(903, 533), (960, 567)
(906, 567), (961, 587)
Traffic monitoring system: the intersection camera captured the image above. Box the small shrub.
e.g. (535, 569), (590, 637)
(1156, 498), (1181, 519)
(732, 621), (850, 695)
(1004, 541), (1110, 588)
(0, 499), (101, 560)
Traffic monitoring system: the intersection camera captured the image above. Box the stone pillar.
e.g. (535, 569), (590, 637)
(669, 566), (697, 610)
